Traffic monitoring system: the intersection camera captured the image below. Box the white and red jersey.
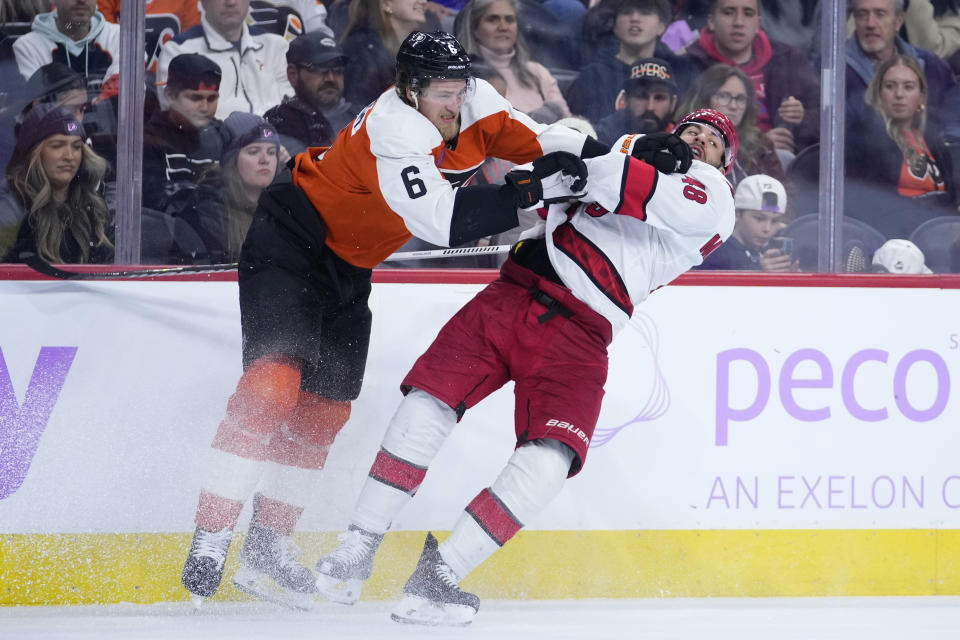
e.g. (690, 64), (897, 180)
(544, 133), (735, 336)
(293, 79), (587, 269)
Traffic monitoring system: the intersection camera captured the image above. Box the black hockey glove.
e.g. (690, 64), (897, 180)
(631, 132), (693, 174)
(505, 151), (589, 208)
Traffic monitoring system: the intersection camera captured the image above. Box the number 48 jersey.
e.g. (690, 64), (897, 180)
(544, 133), (736, 336)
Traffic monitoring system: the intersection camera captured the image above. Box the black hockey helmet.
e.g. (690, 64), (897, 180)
(396, 31), (472, 97)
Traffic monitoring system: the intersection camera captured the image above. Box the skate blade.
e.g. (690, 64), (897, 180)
(189, 594), (206, 611)
(390, 594), (475, 627)
(233, 567), (316, 611)
(315, 573), (363, 605)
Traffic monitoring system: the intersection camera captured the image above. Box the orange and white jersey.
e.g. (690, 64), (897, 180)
(544, 133), (735, 336)
(292, 79), (587, 269)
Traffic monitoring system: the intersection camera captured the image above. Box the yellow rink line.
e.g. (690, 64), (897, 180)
(1, 529), (958, 605)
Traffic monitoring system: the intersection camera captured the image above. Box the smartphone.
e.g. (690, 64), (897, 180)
(769, 237), (793, 257)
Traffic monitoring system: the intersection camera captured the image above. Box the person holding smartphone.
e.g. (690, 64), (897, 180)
(698, 173), (797, 271)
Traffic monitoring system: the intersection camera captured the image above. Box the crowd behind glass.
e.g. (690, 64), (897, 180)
(0, 0), (959, 273)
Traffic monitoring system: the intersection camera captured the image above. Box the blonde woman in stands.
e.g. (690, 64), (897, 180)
(1, 103), (111, 263)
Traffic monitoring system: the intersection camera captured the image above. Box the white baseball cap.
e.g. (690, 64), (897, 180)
(734, 174), (788, 214)
(872, 239), (933, 274)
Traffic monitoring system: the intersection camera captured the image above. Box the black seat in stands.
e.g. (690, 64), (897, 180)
(908, 215), (960, 273)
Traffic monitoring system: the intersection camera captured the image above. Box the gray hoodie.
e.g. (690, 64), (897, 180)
(12, 10), (121, 85)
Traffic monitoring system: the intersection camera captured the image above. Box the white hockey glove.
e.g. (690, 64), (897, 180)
(505, 151), (588, 210)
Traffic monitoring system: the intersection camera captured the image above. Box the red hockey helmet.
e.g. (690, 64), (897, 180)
(675, 108), (739, 175)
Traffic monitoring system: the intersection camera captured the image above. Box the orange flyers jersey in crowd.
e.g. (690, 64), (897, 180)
(292, 79), (587, 269)
(99, 0), (201, 27)
(99, 0), (202, 72)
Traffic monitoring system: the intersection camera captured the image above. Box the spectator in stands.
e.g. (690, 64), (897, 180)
(699, 173), (796, 270)
(176, 113), (280, 262)
(846, 53), (957, 239)
(97, 0), (201, 73)
(757, 0), (820, 61)
(572, 0), (691, 124)
(675, 63), (785, 188)
(661, 0), (709, 52)
(848, 0), (957, 136)
(20, 63), (88, 123)
(0, 0), (51, 24)
(594, 58), (678, 146)
(250, 0), (334, 38)
(904, 0), (960, 72)
(264, 32), (346, 156)
(156, 0), (294, 119)
(682, 0), (820, 155)
(142, 54), (223, 214)
(11, 0), (121, 88)
(338, 0), (427, 107)
(456, 0), (570, 123)
(0, 104), (111, 263)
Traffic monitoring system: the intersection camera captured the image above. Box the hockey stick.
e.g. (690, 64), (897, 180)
(381, 244), (512, 262)
(23, 244), (514, 279)
(24, 256), (239, 280)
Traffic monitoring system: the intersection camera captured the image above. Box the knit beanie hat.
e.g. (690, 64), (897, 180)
(13, 103), (86, 157)
(219, 112), (278, 163)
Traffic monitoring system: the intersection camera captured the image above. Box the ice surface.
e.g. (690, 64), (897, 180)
(2, 597), (959, 640)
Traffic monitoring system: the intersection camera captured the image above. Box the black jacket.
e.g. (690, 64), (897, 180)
(264, 95), (336, 157)
(697, 235), (761, 271)
(340, 25), (395, 108)
(4, 210), (114, 264)
(142, 109), (222, 211)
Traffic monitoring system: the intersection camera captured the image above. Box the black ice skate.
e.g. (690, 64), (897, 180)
(232, 523), (317, 610)
(182, 526), (233, 608)
(315, 524), (384, 604)
(390, 532), (480, 626)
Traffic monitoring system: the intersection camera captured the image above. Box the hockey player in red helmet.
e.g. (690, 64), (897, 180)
(311, 110), (737, 625)
(673, 107), (739, 175)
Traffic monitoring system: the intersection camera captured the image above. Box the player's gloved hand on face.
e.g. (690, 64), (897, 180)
(631, 132), (693, 174)
(505, 151), (588, 209)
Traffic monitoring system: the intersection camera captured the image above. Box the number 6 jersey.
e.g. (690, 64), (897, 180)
(543, 133), (736, 336)
(292, 79), (587, 269)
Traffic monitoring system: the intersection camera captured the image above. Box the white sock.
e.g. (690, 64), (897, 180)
(438, 439), (575, 580)
(349, 389), (457, 533)
(491, 439), (574, 523)
(202, 447), (267, 502)
(381, 388), (457, 465)
(257, 461), (321, 507)
(351, 475), (412, 535)
(439, 512), (500, 580)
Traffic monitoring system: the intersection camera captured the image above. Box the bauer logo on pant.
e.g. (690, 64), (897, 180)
(545, 419), (590, 446)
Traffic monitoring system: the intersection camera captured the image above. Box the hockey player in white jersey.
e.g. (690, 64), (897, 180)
(313, 108), (738, 625)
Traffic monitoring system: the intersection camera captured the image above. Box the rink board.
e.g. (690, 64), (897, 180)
(1, 273), (959, 604)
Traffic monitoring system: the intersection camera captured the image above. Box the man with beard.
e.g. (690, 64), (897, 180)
(264, 32), (353, 156)
(594, 57), (677, 147)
